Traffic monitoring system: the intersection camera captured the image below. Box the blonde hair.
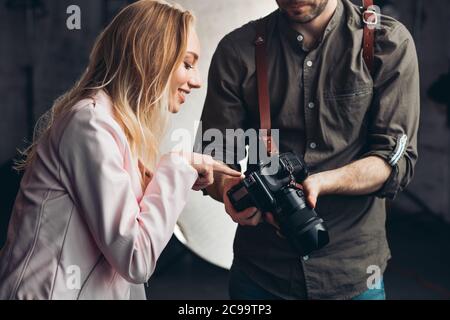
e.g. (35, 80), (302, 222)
(16, 0), (194, 182)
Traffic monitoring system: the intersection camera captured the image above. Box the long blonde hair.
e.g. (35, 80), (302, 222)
(16, 0), (194, 179)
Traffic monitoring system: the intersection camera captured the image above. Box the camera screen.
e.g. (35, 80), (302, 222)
(232, 186), (248, 202)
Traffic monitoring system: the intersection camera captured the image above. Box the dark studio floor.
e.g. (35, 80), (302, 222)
(146, 207), (450, 300)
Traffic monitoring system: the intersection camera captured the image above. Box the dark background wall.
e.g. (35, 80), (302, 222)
(0, 0), (449, 299)
(0, 0), (133, 245)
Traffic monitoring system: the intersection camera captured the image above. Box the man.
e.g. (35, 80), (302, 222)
(197, 0), (419, 300)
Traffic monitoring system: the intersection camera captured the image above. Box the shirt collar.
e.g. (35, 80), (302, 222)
(277, 0), (344, 52)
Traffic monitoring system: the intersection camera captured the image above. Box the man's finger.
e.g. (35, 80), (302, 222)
(234, 207), (259, 220)
(242, 210), (262, 226)
(212, 161), (242, 177)
(306, 193), (317, 209)
(245, 210), (260, 220)
(264, 212), (280, 230)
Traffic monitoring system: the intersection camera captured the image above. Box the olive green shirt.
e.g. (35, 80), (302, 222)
(197, 0), (420, 299)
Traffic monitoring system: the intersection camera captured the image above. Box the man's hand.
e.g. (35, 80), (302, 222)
(301, 174), (323, 209)
(300, 156), (393, 208)
(222, 176), (263, 226)
(220, 177), (280, 228)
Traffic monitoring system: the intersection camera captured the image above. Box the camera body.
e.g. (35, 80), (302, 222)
(227, 152), (329, 257)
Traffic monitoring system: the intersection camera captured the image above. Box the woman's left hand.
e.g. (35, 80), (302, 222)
(138, 159), (153, 189)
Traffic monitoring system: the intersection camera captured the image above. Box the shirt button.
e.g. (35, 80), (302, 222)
(306, 60), (313, 67)
(297, 34), (304, 42)
(308, 102), (315, 109)
(309, 142), (317, 149)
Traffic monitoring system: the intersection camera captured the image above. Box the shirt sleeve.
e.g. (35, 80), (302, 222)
(59, 106), (198, 284)
(194, 35), (249, 172)
(362, 23), (420, 200)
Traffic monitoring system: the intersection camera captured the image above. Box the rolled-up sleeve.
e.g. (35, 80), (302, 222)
(362, 23), (420, 200)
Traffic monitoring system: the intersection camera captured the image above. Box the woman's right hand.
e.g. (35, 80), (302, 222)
(174, 152), (242, 191)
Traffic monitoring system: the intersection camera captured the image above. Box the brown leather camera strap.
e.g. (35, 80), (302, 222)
(255, 19), (279, 156)
(362, 0), (376, 74)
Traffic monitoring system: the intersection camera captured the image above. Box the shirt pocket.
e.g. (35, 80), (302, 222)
(320, 85), (373, 145)
(324, 86), (373, 101)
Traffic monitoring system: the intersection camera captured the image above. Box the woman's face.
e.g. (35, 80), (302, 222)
(169, 28), (201, 113)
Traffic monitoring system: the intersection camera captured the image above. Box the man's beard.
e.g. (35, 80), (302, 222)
(281, 0), (329, 24)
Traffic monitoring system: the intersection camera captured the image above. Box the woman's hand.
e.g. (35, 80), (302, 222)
(175, 152), (242, 191)
(138, 159), (153, 189)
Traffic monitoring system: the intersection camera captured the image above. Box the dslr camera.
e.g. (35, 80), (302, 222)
(227, 152), (329, 257)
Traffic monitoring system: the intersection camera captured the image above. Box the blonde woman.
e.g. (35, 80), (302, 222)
(0, 0), (240, 300)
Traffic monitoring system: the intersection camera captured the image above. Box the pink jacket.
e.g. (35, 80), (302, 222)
(0, 91), (198, 300)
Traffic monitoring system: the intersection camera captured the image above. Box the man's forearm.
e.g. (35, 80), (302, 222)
(312, 156), (392, 196)
(207, 157), (392, 207)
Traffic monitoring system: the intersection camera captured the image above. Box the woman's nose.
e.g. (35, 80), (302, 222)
(188, 69), (202, 89)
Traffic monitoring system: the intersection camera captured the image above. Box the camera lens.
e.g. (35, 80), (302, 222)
(275, 188), (329, 256)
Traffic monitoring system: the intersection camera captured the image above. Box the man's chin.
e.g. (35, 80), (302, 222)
(287, 12), (316, 24)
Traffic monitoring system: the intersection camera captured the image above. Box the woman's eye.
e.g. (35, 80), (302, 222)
(184, 62), (194, 70)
